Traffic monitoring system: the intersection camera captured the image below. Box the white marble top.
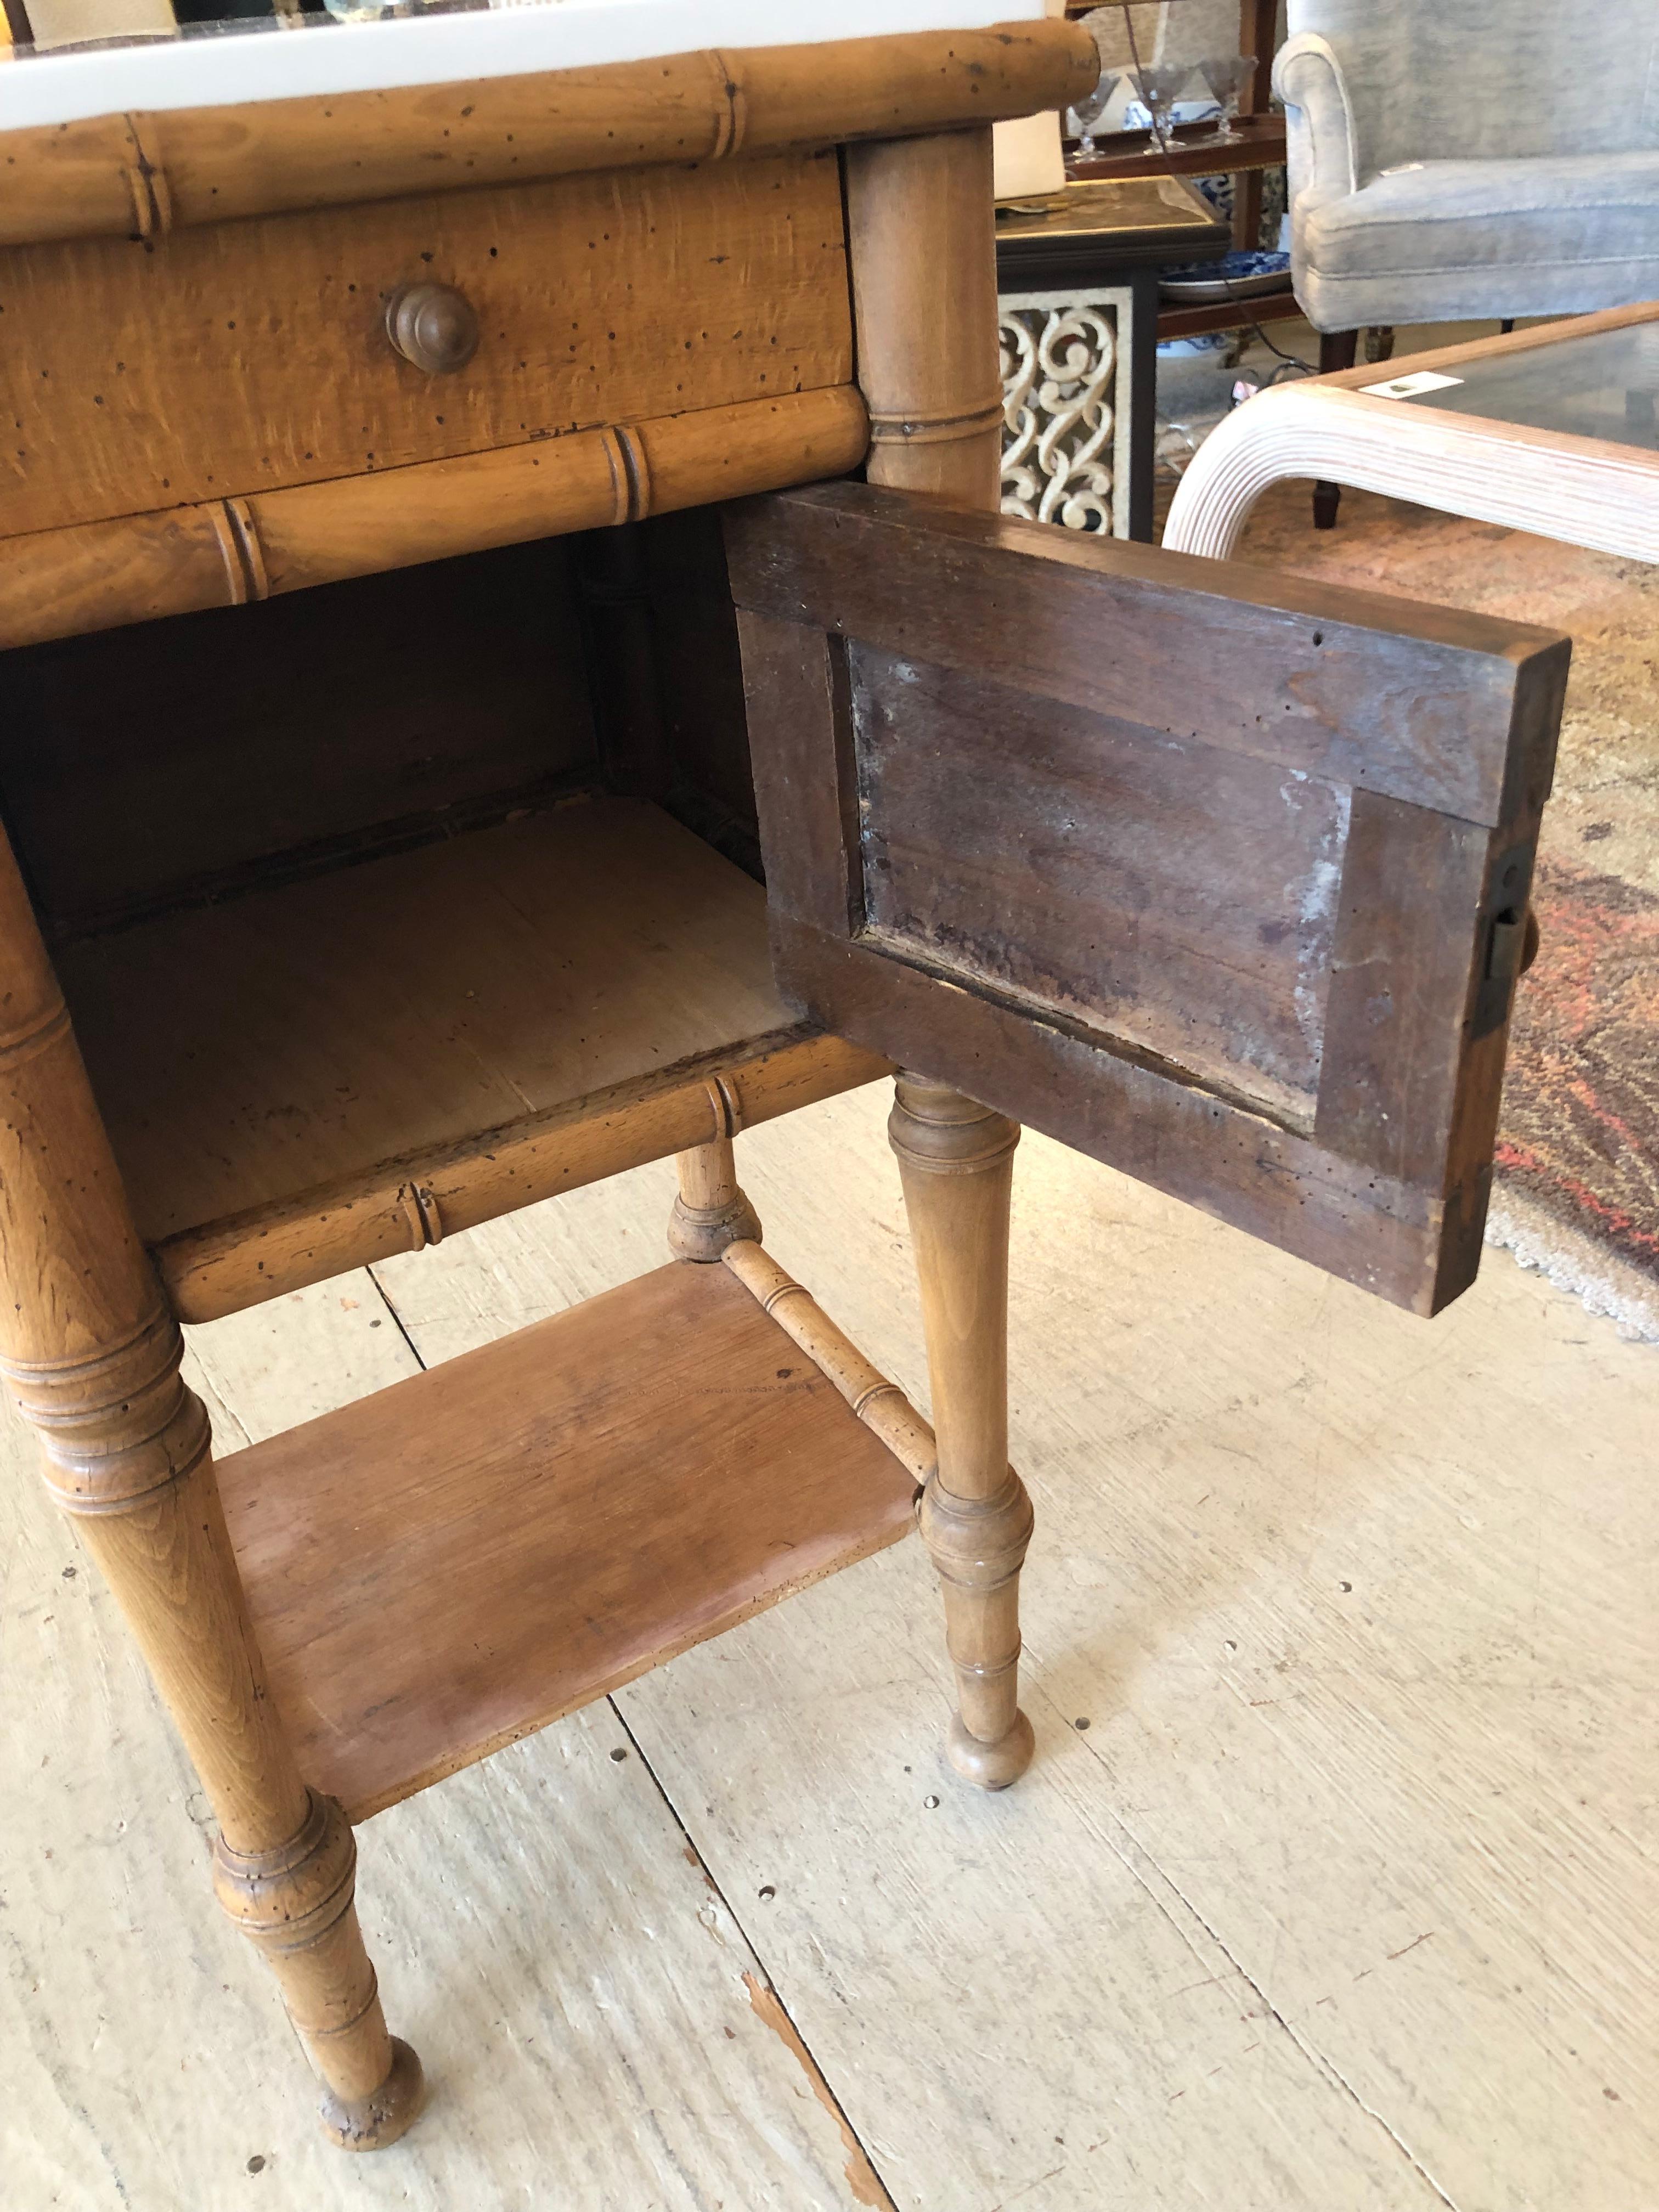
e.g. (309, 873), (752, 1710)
(0, 0), (1045, 131)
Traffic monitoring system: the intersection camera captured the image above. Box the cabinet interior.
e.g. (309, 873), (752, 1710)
(0, 513), (847, 1315)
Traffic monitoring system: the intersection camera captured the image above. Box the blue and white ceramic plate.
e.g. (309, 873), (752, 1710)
(1158, 249), (1292, 304)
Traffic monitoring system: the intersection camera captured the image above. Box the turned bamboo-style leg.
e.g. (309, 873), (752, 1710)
(844, 128), (1003, 513)
(889, 1076), (1034, 1790)
(668, 1081), (761, 1262)
(848, 134), (1034, 1787)
(0, 832), (421, 2150)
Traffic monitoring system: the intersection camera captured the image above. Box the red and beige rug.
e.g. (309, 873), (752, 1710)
(1224, 483), (1659, 1339)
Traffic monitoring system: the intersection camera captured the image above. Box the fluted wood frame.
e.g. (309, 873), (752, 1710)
(845, 128), (1035, 1789)
(0, 826), (422, 2148)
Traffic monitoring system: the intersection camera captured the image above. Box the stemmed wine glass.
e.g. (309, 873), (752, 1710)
(1198, 54), (1259, 143)
(1068, 8), (1126, 162)
(1127, 61), (1197, 150)
(1068, 69), (1122, 161)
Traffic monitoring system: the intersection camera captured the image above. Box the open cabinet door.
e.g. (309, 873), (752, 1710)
(725, 483), (1570, 1316)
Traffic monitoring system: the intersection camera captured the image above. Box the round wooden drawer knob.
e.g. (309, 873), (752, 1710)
(384, 283), (479, 375)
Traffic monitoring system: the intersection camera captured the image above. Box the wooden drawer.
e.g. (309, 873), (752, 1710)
(0, 148), (851, 539)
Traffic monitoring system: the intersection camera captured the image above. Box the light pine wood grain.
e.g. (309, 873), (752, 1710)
(360, 1130), (1444, 2208)
(888, 1076), (1035, 1787)
(843, 124), (1039, 1795)
(0, 385), (870, 654)
(846, 128), (1003, 510)
(0, 25), (1097, 247)
(669, 1133), (763, 1261)
(58, 799), (886, 1325)
(61, 797), (788, 1240)
(0, 152), (850, 539)
(0, 828), (416, 2142)
(217, 1259), (919, 1821)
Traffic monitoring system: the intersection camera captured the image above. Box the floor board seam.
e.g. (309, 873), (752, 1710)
(367, 1264), (428, 1368)
(606, 1694), (904, 2212)
(1032, 1680), (1465, 2212)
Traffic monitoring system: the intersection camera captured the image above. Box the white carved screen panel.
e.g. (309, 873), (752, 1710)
(998, 284), (1137, 536)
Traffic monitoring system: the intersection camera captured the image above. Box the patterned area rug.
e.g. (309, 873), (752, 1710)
(1221, 483), (1659, 1338)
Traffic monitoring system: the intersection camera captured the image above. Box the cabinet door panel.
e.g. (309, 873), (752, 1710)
(725, 484), (1570, 1316)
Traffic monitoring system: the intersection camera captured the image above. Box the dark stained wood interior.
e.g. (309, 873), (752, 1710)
(576, 509), (761, 877)
(852, 640), (1348, 1127)
(726, 482), (1571, 1314)
(0, 510), (768, 945)
(0, 538), (596, 941)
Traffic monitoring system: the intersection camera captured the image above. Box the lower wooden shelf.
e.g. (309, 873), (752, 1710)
(217, 1255), (924, 1823)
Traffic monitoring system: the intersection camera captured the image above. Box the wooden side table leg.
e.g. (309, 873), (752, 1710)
(0, 835), (421, 2151)
(889, 1075), (1034, 1791)
(850, 136), (1032, 1787)
(845, 127), (1004, 512)
(669, 1085), (761, 1262)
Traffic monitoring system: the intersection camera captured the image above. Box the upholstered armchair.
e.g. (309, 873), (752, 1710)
(1273, 0), (1659, 519)
(1273, 0), (1659, 511)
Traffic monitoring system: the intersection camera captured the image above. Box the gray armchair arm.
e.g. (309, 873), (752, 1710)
(1272, 31), (1358, 204)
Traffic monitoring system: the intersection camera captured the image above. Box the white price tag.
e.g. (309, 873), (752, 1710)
(1359, 370), (1466, 398)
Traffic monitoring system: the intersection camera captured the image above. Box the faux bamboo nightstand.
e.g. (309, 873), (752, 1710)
(0, 9), (1566, 2155)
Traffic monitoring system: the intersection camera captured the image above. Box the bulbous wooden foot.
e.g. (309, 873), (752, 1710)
(948, 1709), (1035, 1791)
(215, 1791), (423, 2152)
(919, 1466), (1036, 1791)
(319, 2036), (426, 2152)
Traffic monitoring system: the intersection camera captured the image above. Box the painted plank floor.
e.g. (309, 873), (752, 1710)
(3, 1084), (1654, 2210)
